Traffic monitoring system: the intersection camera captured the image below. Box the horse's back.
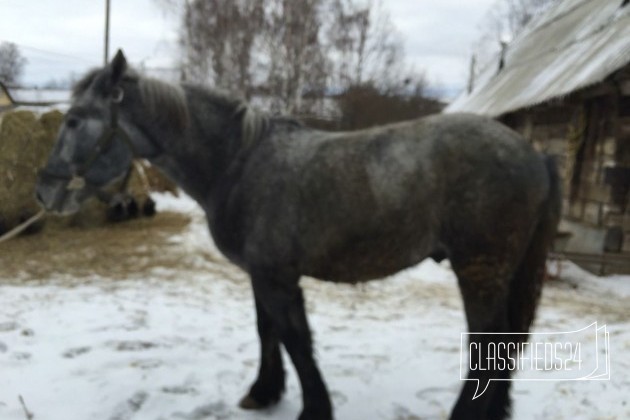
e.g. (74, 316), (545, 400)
(236, 113), (550, 282)
(297, 112), (549, 230)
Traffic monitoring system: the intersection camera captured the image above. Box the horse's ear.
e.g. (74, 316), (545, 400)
(110, 49), (127, 84)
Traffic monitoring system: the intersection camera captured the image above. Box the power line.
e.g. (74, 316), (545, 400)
(0, 40), (97, 64)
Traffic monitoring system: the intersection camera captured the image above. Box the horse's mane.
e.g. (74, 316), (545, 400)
(74, 68), (290, 148)
(139, 77), (190, 132)
(234, 103), (270, 149)
(72, 69), (100, 98)
(140, 77), (273, 148)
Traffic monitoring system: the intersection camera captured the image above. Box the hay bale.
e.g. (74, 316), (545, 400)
(0, 109), (178, 234)
(141, 163), (179, 196)
(39, 110), (64, 140)
(0, 110), (56, 231)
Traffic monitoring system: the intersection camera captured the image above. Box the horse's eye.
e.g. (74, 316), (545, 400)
(66, 116), (81, 129)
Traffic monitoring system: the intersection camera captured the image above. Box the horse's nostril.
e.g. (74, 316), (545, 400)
(66, 116), (81, 129)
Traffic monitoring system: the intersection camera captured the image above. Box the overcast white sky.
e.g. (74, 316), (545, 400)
(0, 0), (496, 97)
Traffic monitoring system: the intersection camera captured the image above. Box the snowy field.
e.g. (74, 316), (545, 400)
(0, 194), (628, 420)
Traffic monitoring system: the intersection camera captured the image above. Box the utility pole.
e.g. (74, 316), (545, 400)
(104, 0), (111, 65)
(467, 54), (476, 94)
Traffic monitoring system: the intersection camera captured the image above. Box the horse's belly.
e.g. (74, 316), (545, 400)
(302, 234), (432, 283)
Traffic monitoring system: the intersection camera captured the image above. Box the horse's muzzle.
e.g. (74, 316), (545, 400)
(35, 171), (82, 215)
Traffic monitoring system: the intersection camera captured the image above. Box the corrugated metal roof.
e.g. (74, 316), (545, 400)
(446, 0), (630, 117)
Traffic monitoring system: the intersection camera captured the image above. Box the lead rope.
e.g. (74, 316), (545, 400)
(0, 209), (46, 244)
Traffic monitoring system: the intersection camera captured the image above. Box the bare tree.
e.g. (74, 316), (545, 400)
(0, 42), (27, 86)
(157, 0), (431, 117)
(472, 0), (559, 78)
(262, 0), (328, 113)
(180, 0), (265, 99)
(158, 0), (327, 112)
(327, 0), (405, 89)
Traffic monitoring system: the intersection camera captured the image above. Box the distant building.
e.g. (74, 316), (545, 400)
(8, 87), (71, 109)
(0, 85), (71, 118)
(447, 0), (630, 272)
(0, 81), (14, 111)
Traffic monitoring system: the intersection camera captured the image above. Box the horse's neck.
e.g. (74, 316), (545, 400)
(149, 153), (212, 205)
(142, 96), (244, 207)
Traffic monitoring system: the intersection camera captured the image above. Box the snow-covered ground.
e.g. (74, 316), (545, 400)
(0, 194), (628, 420)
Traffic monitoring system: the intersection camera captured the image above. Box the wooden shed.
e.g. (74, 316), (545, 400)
(447, 0), (630, 273)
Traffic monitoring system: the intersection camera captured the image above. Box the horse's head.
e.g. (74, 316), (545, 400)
(36, 50), (139, 215)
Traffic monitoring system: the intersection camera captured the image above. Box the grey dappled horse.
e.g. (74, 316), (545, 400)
(36, 51), (561, 420)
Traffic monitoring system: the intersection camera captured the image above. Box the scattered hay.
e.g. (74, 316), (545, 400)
(0, 211), (194, 281)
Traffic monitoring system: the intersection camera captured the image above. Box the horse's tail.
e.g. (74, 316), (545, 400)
(508, 155), (562, 334)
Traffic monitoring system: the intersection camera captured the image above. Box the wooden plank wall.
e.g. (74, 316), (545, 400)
(500, 66), (630, 253)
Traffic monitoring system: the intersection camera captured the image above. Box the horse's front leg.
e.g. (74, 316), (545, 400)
(239, 293), (286, 409)
(248, 266), (333, 420)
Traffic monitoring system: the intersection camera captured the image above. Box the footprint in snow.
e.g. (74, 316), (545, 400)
(110, 340), (159, 351)
(415, 386), (455, 400)
(172, 401), (233, 420)
(21, 328), (34, 337)
(392, 404), (423, 420)
(62, 346), (92, 358)
(12, 352), (31, 361)
(0, 322), (19, 332)
(130, 358), (163, 370)
(330, 389), (348, 406)
(414, 386), (453, 413)
(108, 391), (148, 420)
(161, 385), (199, 395)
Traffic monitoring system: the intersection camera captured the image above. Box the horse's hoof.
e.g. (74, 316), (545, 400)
(106, 202), (127, 222)
(238, 395), (265, 410)
(142, 198), (156, 217)
(126, 198), (139, 218)
(238, 378), (285, 410)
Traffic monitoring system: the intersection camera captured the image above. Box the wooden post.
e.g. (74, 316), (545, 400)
(467, 54), (476, 94)
(104, 0), (111, 65)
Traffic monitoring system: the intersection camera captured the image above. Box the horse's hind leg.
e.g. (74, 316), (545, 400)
(247, 266), (332, 420)
(239, 294), (286, 409)
(449, 255), (515, 420)
(482, 190), (558, 420)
